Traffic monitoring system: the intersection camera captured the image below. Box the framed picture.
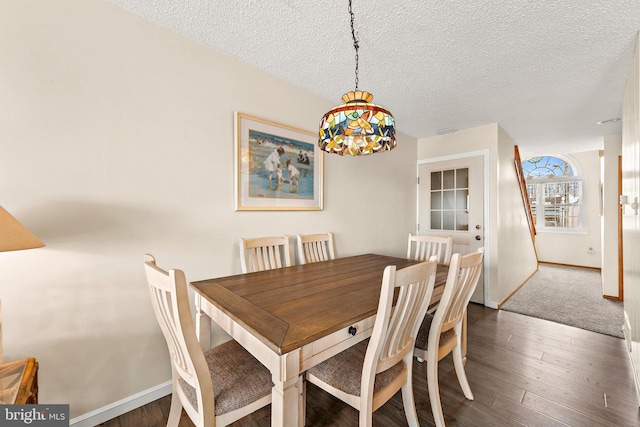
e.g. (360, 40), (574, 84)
(235, 113), (324, 211)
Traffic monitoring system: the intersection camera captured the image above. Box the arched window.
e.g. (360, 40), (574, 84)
(521, 156), (583, 230)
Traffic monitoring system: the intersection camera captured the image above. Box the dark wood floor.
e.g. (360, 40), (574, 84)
(99, 304), (640, 426)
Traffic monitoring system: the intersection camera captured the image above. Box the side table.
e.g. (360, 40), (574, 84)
(0, 357), (38, 404)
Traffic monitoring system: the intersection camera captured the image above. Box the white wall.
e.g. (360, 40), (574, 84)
(417, 124), (538, 306)
(602, 135), (622, 297)
(0, 0), (418, 418)
(532, 150), (602, 268)
(496, 126), (540, 303)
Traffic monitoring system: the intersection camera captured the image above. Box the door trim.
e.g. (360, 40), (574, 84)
(417, 150), (494, 308)
(619, 155), (624, 301)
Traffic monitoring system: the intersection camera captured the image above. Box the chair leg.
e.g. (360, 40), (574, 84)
(358, 409), (373, 427)
(167, 386), (183, 427)
(401, 377), (419, 427)
(358, 389), (374, 427)
(452, 327), (474, 400)
(426, 357), (445, 427)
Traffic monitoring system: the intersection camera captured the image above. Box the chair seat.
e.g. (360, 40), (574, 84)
(307, 339), (404, 397)
(414, 313), (455, 351)
(179, 339), (273, 416)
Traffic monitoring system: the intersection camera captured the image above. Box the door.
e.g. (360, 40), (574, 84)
(418, 155), (485, 303)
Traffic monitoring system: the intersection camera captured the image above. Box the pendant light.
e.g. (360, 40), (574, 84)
(318, 0), (396, 156)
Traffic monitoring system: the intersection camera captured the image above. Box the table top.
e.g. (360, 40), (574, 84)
(191, 254), (447, 355)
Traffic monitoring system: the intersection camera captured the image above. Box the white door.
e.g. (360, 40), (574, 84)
(418, 155), (485, 303)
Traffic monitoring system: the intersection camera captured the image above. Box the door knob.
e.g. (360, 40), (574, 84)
(475, 235), (482, 241)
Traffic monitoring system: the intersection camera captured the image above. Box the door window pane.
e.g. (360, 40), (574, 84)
(443, 211), (455, 230)
(431, 171), (441, 190)
(431, 211), (442, 230)
(430, 191), (442, 209)
(456, 211), (469, 231)
(456, 189), (468, 210)
(428, 167), (470, 232)
(457, 168), (469, 188)
(443, 170), (455, 189)
(443, 190), (455, 209)
(442, 169), (456, 190)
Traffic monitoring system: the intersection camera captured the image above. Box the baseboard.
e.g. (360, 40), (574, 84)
(538, 260), (601, 271)
(497, 266), (538, 308)
(69, 381), (172, 426)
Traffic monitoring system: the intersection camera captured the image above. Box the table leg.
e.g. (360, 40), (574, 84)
(298, 374), (306, 426)
(271, 350), (302, 427)
(194, 294), (211, 350)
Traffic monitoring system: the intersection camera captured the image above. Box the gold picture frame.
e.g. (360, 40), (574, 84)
(235, 113), (324, 211)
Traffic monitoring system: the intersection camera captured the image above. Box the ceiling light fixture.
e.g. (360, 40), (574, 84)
(318, 0), (396, 156)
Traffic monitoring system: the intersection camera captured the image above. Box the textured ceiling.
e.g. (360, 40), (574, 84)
(108, 0), (640, 155)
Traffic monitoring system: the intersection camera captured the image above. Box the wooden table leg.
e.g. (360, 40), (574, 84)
(194, 294), (211, 350)
(297, 375), (306, 427)
(271, 350), (301, 427)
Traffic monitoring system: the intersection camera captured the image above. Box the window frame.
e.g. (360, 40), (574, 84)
(523, 156), (585, 233)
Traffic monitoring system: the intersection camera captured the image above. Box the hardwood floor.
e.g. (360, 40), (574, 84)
(99, 304), (640, 426)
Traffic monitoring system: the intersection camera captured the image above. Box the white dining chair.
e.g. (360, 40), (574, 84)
(414, 248), (484, 427)
(306, 260), (437, 426)
(239, 236), (291, 273)
(144, 254), (272, 426)
(296, 232), (335, 264)
(407, 233), (453, 265)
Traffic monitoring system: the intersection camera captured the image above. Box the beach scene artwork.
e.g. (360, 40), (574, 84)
(247, 129), (315, 200)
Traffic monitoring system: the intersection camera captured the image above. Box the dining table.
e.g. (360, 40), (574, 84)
(190, 253), (450, 427)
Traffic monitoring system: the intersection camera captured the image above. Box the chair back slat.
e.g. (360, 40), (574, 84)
(240, 236), (291, 273)
(407, 234), (453, 265)
(297, 233), (335, 264)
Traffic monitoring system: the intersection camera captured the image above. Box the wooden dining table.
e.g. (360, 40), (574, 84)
(190, 253), (449, 427)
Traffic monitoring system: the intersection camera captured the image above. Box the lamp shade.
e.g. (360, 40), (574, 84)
(0, 205), (44, 252)
(319, 90), (396, 156)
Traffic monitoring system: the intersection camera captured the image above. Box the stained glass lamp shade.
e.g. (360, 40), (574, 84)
(319, 90), (396, 156)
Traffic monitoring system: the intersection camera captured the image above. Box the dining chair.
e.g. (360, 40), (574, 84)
(306, 260), (437, 427)
(413, 248), (484, 427)
(407, 233), (453, 265)
(296, 232), (335, 264)
(239, 236), (292, 273)
(144, 254), (272, 427)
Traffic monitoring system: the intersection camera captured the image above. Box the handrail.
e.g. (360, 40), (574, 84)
(514, 145), (536, 245)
